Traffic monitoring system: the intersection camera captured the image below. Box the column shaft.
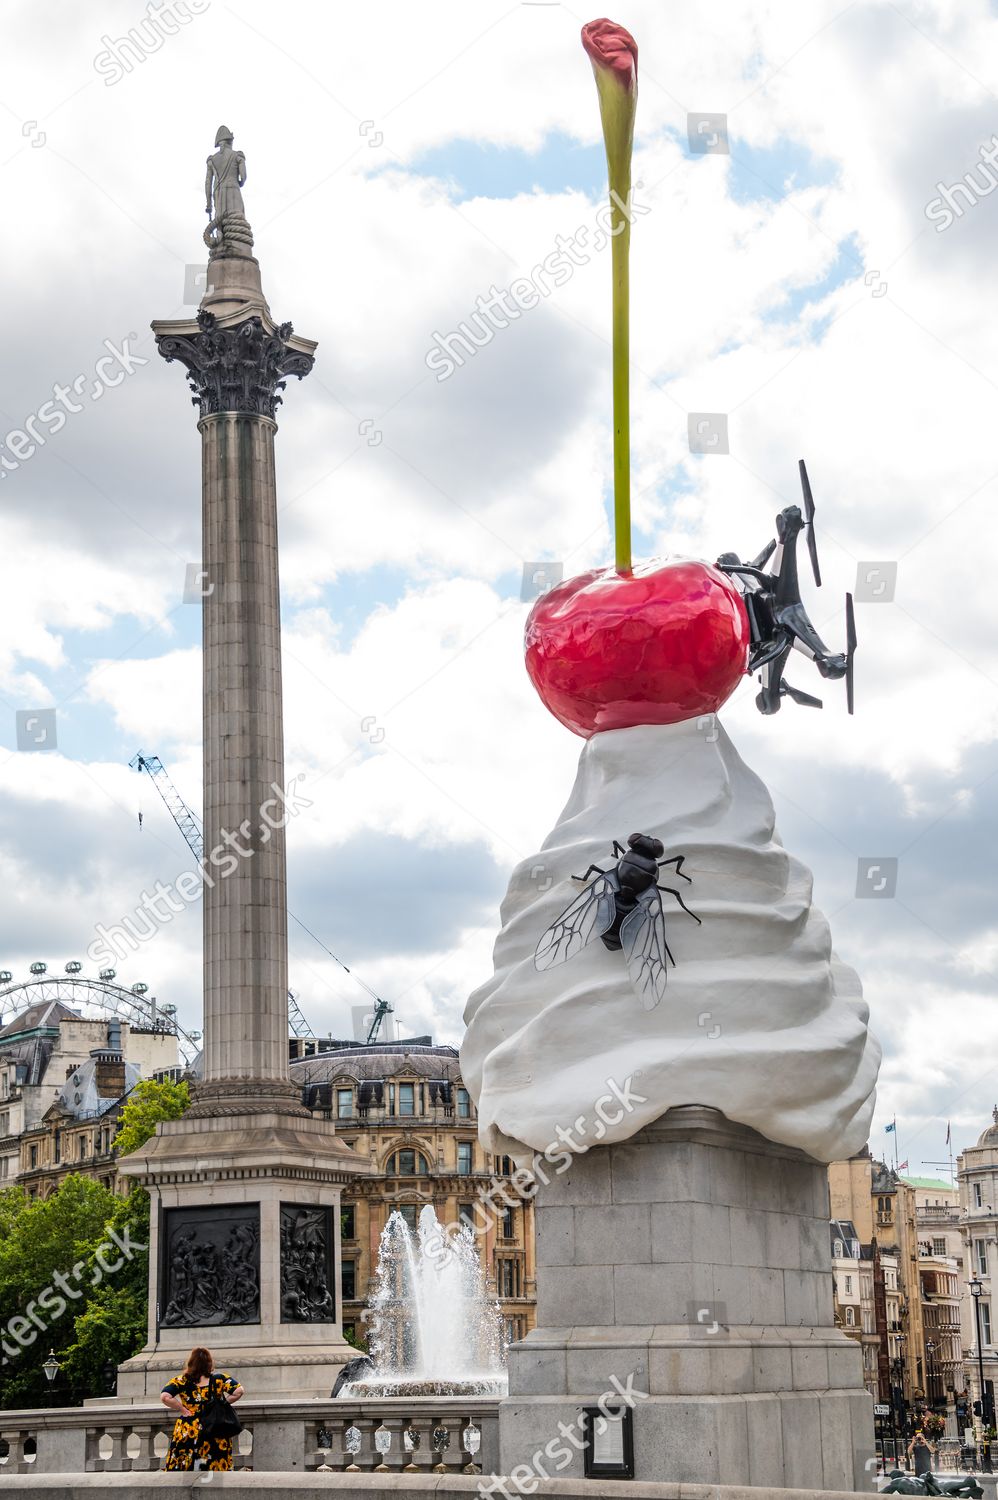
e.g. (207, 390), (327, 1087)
(200, 411), (288, 1084)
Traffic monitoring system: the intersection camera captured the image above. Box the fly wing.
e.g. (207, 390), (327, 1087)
(534, 872), (617, 971)
(620, 887), (672, 1010)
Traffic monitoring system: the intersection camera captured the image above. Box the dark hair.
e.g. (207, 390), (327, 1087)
(182, 1346), (213, 1381)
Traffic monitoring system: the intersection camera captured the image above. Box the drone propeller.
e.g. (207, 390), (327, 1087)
(750, 538), (777, 572)
(845, 591), (857, 715)
(798, 459), (821, 589)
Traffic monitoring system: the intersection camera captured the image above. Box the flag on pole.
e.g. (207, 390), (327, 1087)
(898, 1160), (908, 1171)
(946, 1122), (951, 1146)
(885, 1122), (896, 1133)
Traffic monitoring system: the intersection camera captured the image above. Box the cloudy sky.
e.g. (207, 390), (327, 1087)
(1, 0), (996, 1173)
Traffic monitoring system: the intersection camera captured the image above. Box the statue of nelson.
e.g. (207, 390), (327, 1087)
(205, 125), (246, 225)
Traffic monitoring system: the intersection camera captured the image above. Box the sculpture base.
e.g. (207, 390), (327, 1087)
(115, 1336), (355, 1403)
(116, 1105), (372, 1401)
(499, 1107), (874, 1489)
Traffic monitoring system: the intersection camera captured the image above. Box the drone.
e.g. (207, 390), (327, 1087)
(716, 460), (857, 716)
(534, 834), (700, 1010)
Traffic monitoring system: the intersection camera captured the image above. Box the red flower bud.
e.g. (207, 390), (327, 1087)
(581, 18), (638, 92)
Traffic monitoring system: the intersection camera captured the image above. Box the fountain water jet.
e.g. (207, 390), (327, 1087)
(340, 1205), (507, 1397)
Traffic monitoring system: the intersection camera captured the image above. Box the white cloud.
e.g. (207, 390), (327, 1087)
(1, 0), (997, 1167)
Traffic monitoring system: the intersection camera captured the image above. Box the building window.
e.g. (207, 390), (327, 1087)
(0, 1158), (7, 1179)
(78, 1136), (87, 1160)
(459, 1202), (476, 1231)
(29, 1145), (38, 1169)
(391, 1149), (428, 1177)
(495, 1155), (513, 1176)
(337, 1087), (353, 1119)
(499, 1259), (520, 1298)
(975, 1183), (984, 1208)
(845, 1306), (855, 1326)
(458, 1142), (473, 1174)
(53, 1131), (61, 1164)
(394, 1204), (419, 1231)
(457, 1087), (471, 1119)
(398, 1083), (415, 1118)
(0, 1110), (8, 1134)
(341, 1260), (355, 1300)
(503, 1206), (516, 1238)
(341, 1205), (355, 1240)
(932, 1238), (946, 1256)
(844, 1275), (853, 1295)
(977, 1241), (988, 1275)
(982, 1302), (993, 1346)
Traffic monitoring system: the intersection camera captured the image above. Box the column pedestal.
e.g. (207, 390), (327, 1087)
(499, 1107), (874, 1489)
(117, 1106), (369, 1399)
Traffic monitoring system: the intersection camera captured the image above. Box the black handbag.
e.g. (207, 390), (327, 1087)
(198, 1374), (242, 1440)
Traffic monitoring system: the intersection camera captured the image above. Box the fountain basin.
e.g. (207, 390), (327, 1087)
(342, 1376), (508, 1398)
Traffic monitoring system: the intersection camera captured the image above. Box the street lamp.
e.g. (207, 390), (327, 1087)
(41, 1348), (61, 1406)
(893, 1331), (910, 1444)
(926, 1339), (937, 1404)
(970, 1279), (993, 1473)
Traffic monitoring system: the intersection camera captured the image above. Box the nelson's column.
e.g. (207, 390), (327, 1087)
(117, 127), (371, 1399)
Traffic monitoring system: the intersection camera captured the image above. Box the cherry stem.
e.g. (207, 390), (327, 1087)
(591, 62), (635, 574)
(611, 199), (631, 574)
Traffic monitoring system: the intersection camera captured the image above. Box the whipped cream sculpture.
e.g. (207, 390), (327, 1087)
(461, 18), (880, 1165)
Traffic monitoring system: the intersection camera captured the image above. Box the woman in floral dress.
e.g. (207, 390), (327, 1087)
(161, 1346), (244, 1471)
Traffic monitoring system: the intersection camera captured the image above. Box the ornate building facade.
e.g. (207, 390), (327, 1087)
(829, 1150), (966, 1437)
(288, 1039), (536, 1349)
(0, 1003), (178, 1197)
(957, 1109), (998, 1437)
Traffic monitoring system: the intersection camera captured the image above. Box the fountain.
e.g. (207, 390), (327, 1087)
(339, 1205), (508, 1397)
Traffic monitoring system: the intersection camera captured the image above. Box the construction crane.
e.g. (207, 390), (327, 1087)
(130, 752), (315, 1040)
(130, 752), (395, 1044)
(366, 998), (394, 1045)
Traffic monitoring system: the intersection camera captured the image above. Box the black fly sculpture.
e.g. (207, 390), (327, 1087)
(534, 834), (701, 1010)
(716, 460), (857, 716)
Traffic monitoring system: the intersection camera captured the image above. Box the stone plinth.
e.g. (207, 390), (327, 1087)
(117, 1109), (372, 1399)
(499, 1107), (874, 1489)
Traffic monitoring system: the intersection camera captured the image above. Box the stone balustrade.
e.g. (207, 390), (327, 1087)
(0, 1396), (499, 1476)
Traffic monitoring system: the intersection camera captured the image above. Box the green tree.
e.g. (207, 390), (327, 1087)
(0, 1175), (121, 1407)
(0, 1077), (190, 1406)
(113, 1077), (189, 1158)
(58, 1187), (151, 1401)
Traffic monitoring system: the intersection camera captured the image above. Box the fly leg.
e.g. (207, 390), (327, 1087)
(658, 854), (692, 884)
(658, 885), (702, 924)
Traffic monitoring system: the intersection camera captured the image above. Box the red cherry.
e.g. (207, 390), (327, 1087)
(525, 560), (750, 737)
